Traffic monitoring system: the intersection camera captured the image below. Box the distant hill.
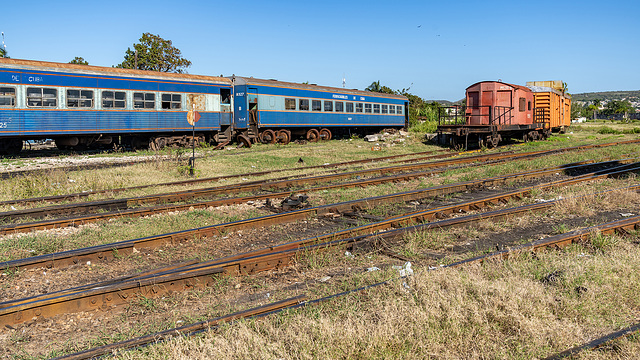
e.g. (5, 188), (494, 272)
(571, 90), (640, 102)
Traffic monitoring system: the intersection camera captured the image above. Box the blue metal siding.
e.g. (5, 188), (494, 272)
(0, 110), (221, 136)
(256, 110), (405, 128)
(248, 83), (406, 105)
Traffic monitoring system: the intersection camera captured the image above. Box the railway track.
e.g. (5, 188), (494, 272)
(0, 149), (445, 207)
(45, 211), (640, 360)
(2, 178), (637, 329)
(1, 142), (635, 232)
(2, 158), (637, 272)
(3, 139), (637, 211)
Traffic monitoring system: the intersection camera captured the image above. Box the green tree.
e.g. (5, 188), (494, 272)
(603, 99), (635, 119)
(69, 57), (88, 65)
(116, 33), (192, 73)
(0, 47), (7, 58)
(587, 99), (601, 120)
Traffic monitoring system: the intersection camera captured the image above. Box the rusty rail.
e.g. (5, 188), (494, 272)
(1, 152), (635, 236)
(49, 210), (640, 359)
(1, 181), (637, 329)
(542, 322), (640, 360)
(2, 161), (637, 274)
(3, 139), (637, 220)
(0, 149), (443, 207)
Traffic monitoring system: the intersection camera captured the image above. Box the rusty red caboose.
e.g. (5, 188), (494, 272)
(437, 81), (551, 149)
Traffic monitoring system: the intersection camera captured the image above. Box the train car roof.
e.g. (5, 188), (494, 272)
(466, 81), (532, 93)
(0, 58), (232, 84)
(527, 85), (572, 99)
(231, 76), (408, 101)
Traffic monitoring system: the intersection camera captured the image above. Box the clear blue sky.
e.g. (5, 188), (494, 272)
(2, 0), (638, 101)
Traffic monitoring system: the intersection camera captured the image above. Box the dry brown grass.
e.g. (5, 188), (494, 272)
(111, 233), (640, 360)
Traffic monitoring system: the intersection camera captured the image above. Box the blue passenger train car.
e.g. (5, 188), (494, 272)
(0, 58), (408, 154)
(231, 76), (408, 145)
(0, 58), (233, 153)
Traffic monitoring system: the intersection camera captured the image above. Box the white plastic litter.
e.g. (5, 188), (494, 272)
(318, 276), (331, 282)
(620, 213), (635, 217)
(393, 262), (414, 277)
(344, 251), (354, 258)
(367, 266), (380, 272)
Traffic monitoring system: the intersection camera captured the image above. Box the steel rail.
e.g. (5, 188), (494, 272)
(3, 138), (638, 221)
(50, 295), (308, 360)
(0, 148), (525, 219)
(1, 150), (634, 234)
(47, 211), (640, 359)
(2, 160), (637, 274)
(2, 182), (637, 328)
(0, 149), (443, 207)
(542, 322), (640, 360)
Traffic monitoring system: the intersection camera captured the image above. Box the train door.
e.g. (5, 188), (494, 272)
(247, 87), (259, 138)
(480, 91), (493, 125)
(233, 85), (248, 130)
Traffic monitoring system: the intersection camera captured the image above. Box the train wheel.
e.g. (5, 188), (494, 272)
(278, 129), (291, 145)
(260, 129), (276, 144)
(319, 128), (332, 141)
(237, 134), (252, 148)
(306, 129), (320, 142)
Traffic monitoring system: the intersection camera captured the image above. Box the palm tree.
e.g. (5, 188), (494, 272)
(0, 47), (7, 58)
(365, 81), (382, 92)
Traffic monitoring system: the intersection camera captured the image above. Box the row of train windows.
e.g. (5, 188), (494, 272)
(0, 87), (182, 109)
(284, 98), (403, 115)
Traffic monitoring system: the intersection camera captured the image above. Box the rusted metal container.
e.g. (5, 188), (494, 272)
(465, 81), (534, 125)
(528, 85), (572, 131)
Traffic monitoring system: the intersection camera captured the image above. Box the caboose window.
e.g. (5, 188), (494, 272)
(312, 100), (321, 111)
(0, 87), (16, 107)
(299, 99), (309, 111)
(519, 97), (526, 112)
(381, 105), (388, 114)
(134, 92), (155, 109)
(324, 101), (333, 112)
(67, 89), (94, 108)
(356, 103), (363, 113)
(373, 104), (380, 113)
(528, 101), (532, 111)
(345, 102), (354, 112)
(389, 105), (395, 114)
(161, 93), (182, 109)
(27, 87), (57, 107)
(335, 101), (344, 112)
(285, 98), (296, 110)
(364, 104), (372, 113)
(102, 91), (126, 109)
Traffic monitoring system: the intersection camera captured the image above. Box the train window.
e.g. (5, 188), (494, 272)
(373, 104), (380, 113)
(381, 105), (388, 114)
(102, 91), (126, 108)
(364, 104), (372, 113)
(312, 100), (321, 111)
(324, 101), (333, 112)
(299, 99), (309, 111)
(356, 103), (363, 113)
(285, 98), (296, 110)
(389, 105), (395, 114)
(0, 87), (16, 107)
(346, 102), (354, 112)
(162, 93), (182, 109)
(519, 97), (526, 112)
(67, 89), (94, 108)
(134, 92), (155, 109)
(397, 106), (403, 114)
(220, 89), (231, 104)
(335, 101), (344, 112)
(27, 87), (57, 107)
(528, 101), (532, 111)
